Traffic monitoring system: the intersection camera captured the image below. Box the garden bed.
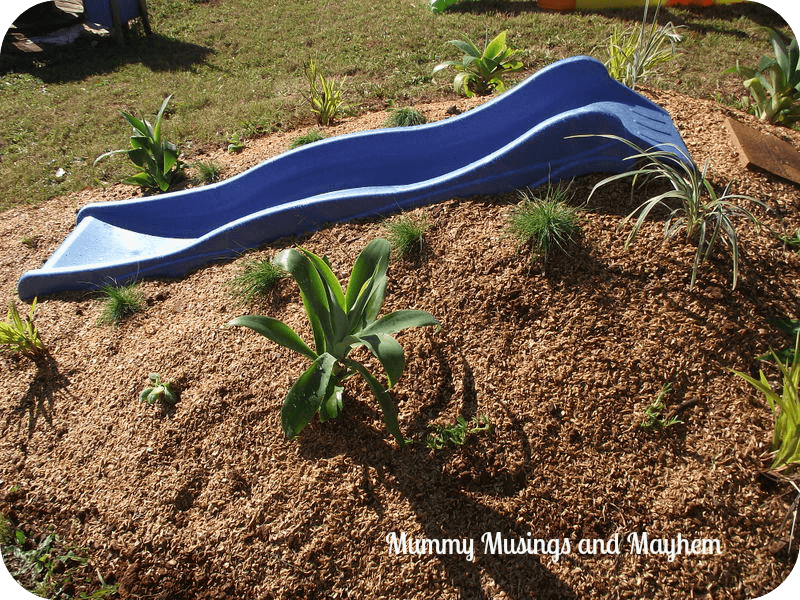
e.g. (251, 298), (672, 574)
(1, 88), (799, 599)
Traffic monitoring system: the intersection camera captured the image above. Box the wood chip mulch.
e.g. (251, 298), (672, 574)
(1, 88), (799, 599)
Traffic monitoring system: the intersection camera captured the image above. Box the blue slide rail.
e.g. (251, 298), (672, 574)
(18, 56), (691, 299)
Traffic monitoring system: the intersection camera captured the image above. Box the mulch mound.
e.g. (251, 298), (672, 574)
(1, 88), (799, 599)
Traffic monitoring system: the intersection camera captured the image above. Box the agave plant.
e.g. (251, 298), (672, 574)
(230, 239), (438, 444)
(94, 95), (183, 192)
(433, 30), (524, 98)
(730, 28), (800, 126)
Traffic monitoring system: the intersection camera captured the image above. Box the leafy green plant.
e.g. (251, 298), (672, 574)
(304, 59), (347, 126)
(0, 519), (118, 599)
(603, 0), (684, 90)
(193, 160), (223, 184)
(584, 134), (763, 289)
(230, 258), (288, 303)
(98, 282), (145, 326)
(429, 0), (475, 13)
(382, 214), (431, 259)
(290, 129), (326, 149)
(384, 107), (427, 128)
(433, 30), (524, 98)
(733, 332), (800, 471)
(1, 298), (44, 358)
(506, 181), (582, 262)
(94, 94), (183, 192)
(729, 28), (800, 125)
(640, 383), (681, 429)
(423, 415), (491, 450)
(139, 373), (178, 406)
(229, 238), (439, 443)
(227, 133), (246, 153)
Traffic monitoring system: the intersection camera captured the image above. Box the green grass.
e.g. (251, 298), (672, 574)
(229, 258), (287, 303)
(382, 214), (431, 259)
(192, 159), (223, 184)
(290, 129), (326, 148)
(507, 182), (582, 261)
(98, 283), (145, 325)
(0, 1), (790, 210)
(385, 107), (427, 127)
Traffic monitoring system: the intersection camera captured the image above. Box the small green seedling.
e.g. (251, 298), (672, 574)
(424, 415), (491, 450)
(193, 160), (223, 184)
(139, 374), (178, 406)
(227, 133), (246, 153)
(640, 383), (681, 429)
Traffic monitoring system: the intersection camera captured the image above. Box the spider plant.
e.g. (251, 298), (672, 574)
(584, 134), (763, 289)
(603, 0), (684, 90)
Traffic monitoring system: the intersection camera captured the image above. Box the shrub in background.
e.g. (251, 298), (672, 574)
(94, 95), (183, 192)
(729, 27), (800, 126)
(603, 0), (683, 90)
(433, 30), (523, 98)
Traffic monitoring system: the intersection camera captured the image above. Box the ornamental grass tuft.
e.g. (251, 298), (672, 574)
(506, 181), (582, 262)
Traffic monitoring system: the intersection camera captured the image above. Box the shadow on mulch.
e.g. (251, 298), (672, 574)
(5, 350), (71, 448)
(298, 413), (575, 600)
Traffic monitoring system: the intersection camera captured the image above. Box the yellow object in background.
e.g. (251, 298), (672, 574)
(538, 0), (746, 10)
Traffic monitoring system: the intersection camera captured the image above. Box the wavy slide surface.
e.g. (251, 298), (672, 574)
(18, 56), (691, 299)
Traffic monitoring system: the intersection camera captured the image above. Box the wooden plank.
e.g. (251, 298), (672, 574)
(725, 116), (800, 185)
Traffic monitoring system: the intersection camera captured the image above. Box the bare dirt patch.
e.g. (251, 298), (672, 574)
(1, 90), (799, 599)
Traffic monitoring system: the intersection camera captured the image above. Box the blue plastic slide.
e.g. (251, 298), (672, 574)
(18, 56), (690, 299)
